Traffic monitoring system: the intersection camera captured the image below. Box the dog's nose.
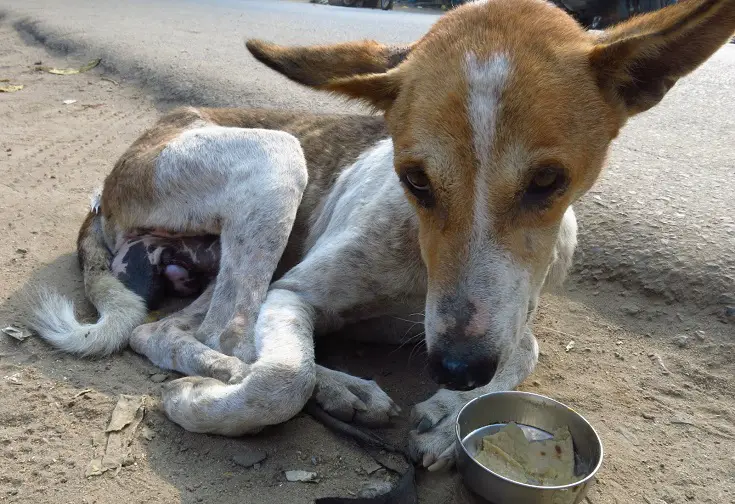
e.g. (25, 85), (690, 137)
(428, 354), (497, 391)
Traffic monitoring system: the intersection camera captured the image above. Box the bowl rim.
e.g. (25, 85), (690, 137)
(455, 390), (604, 491)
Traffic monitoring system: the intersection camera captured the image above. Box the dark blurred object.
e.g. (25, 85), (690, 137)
(405, 0), (678, 28)
(555, 0), (678, 28)
(329, 0), (395, 10)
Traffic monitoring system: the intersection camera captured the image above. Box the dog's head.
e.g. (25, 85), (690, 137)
(247, 0), (735, 390)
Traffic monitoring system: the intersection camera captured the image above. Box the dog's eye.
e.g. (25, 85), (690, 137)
(522, 166), (568, 207)
(405, 170), (430, 191)
(400, 168), (435, 208)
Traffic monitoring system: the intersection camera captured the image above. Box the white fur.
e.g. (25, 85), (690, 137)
(28, 279), (146, 357)
(466, 52), (510, 245)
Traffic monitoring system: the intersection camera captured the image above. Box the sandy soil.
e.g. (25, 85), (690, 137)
(1, 22), (734, 504)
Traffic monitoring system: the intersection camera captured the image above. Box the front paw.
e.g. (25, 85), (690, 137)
(409, 388), (467, 472)
(313, 368), (401, 427)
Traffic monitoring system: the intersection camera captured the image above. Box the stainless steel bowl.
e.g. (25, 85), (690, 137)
(455, 391), (603, 504)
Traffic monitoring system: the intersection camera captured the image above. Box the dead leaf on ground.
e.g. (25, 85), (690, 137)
(36, 58), (101, 75)
(2, 326), (31, 341)
(86, 395), (146, 477)
(0, 84), (24, 93)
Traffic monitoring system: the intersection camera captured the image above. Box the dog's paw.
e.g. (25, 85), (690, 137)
(314, 368), (401, 426)
(162, 376), (264, 436)
(409, 388), (467, 472)
(207, 355), (250, 385)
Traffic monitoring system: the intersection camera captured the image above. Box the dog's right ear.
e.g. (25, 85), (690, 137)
(246, 39), (412, 88)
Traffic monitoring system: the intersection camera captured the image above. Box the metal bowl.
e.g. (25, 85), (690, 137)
(455, 391), (603, 504)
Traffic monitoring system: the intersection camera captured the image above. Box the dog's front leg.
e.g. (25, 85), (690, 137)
(408, 326), (539, 471)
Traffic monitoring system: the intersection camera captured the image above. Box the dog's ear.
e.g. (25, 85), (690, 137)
(246, 38), (411, 85)
(590, 0), (735, 116)
(246, 39), (409, 110)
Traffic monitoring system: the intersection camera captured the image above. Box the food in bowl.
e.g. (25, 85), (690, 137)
(474, 422), (578, 486)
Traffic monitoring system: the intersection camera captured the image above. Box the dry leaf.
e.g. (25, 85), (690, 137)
(2, 326), (30, 341)
(86, 395), (146, 478)
(106, 395), (145, 432)
(0, 84), (24, 93)
(36, 58), (101, 75)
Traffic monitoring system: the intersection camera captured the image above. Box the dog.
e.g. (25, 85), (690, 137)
(29, 0), (735, 472)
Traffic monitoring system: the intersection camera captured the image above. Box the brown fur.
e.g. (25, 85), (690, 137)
(247, 0), (735, 293)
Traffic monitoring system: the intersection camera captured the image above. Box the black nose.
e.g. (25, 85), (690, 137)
(428, 353), (497, 391)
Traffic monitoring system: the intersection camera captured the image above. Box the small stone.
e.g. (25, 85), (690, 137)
(641, 412), (655, 420)
(253, 463), (261, 470)
(285, 470), (318, 483)
(617, 426), (639, 446)
(149, 373), (168, 383)
(565, 340), (575, 352)
(622, 304), (641, 316)
(694, 330), (705, 341)
(232, 449), (267, 469)
(357, 481), (392, 499)
(531, 380), (541, 386)
(141, 426), (156, 441)
(616, 340), (623, 345)
(725, 306), (735, 320)
(15, 248), (27, 254)
(310, 456), (320, 466)
(673, 334), (689, 348)
(362, 460), (383, 475)
(614, 351), (624, 361)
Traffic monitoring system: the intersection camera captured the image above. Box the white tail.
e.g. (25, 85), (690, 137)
(27, 206), (147, 357)
(29, 278), (146, 357)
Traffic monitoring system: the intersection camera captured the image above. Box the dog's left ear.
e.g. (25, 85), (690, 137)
(590, 0), (735, 116)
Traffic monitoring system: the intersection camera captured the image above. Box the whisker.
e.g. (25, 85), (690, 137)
(390, 315), (425, 325)
(387, 330), (425, 356)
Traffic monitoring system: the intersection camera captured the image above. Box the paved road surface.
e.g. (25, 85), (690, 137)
(1, 0), (733, 314)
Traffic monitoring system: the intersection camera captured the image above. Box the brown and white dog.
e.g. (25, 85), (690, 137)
(29, 0), (735, 471)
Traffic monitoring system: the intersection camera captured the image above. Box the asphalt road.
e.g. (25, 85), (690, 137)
(1, 0), (733, 314)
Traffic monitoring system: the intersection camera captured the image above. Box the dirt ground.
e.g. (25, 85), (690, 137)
(1, 22), (734, 504)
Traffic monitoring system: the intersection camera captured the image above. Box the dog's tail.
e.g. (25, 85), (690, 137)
(28, 201), (146, 357)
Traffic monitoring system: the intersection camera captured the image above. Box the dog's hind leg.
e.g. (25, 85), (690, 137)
(129, 285), (249, 384)
(162, 288), (317, 435)
(140, 127), (315, 435)
(147, 126), (308, 361)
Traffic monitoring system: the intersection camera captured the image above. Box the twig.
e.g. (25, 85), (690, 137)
(650, 353), (670, 375)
